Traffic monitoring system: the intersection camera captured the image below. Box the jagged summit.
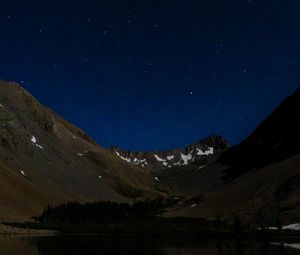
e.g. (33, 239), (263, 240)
(111, 135), (229, 169)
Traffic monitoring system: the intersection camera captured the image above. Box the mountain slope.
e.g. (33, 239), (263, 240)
(0, 81), (160, 220)
(167, 87), (300, 224)
(168, 153), (300, 224)
(2, 79), (298, 225)
(219, 86), (300, 180)
(0, 80), (225, 221)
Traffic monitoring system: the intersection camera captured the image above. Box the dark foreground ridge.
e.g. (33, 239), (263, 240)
(220, 86), (300, 180)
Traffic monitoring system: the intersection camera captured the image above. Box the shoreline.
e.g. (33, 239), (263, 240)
(0, 223), (57, 237)
(2, 221), (300, 242)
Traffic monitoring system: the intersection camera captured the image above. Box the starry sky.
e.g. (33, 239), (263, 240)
(0, 0), (299, 151)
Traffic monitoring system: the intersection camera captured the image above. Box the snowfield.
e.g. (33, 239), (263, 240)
(31, 135), (44, 149)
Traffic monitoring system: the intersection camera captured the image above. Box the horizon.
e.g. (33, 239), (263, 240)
(1, 79), (298, 152)
(1, 0), (300, 151)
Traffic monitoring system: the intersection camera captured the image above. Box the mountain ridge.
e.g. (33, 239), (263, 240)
(219, 86), (300, 180)
(1, 79), (299, 225)
(110, 135), (229, 170)
(0, 80), (224, 221)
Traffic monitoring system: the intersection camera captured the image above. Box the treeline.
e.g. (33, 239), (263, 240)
(34, 198), (168, 225)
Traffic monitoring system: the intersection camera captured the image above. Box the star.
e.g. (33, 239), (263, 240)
(189, 91), (193, 95)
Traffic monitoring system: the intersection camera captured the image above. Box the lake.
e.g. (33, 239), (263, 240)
(0, 235), (300, 255)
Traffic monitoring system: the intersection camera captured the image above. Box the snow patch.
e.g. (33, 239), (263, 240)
(35, 144), (44, 149)
(20, 170), (26, 176)
(167, 155), (174, 160)
(77, 153), (84, 156)
(98, 175), (102, 179)
(181, 152), (193, 165)
(282, 243), (300, 250)
(31, 135), (44, 149)
(258, 223), (300, 231)
(190, 203), (197, 208)
(283, 223), (300, 231)
(154, 155), (166, 162)
(272, 242), (300, 251)
(116, 151), (131, 163)
(196, 147), (214, 156)
(115, 151), (148, 167)
(173, 161), (182, 166)
(154, 155), (171, 167)
(154, 176), (160, 182)
(31, 136), (37, 144)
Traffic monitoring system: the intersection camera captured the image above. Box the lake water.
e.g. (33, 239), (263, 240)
(0, 235), (300, 255)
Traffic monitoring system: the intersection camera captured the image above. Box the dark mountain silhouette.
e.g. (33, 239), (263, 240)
(166, 87), (300, 224)
(219, 86), (300, 180)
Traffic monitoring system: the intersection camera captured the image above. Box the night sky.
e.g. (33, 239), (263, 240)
(0, 0), (299, 151)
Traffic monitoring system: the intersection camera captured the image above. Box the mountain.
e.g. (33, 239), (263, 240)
(1, 79), (299, 225)
(110, 135), (229, 170)
(218, 86), (300, 180)
(166, 87), (300, 224)
(0, 81), (157, 221)
(0, 80), (223, 221)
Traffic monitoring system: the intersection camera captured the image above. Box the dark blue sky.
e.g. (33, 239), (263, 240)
(0, 0), (299, 151)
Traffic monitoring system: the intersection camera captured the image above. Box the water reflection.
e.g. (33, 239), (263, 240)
(0, 235), (300, 255)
